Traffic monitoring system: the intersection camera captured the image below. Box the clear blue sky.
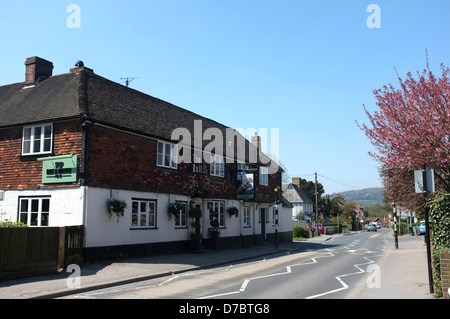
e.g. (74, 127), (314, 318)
(1, 0), (449, 194)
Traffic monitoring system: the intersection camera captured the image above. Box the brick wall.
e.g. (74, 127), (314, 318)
(0, 121), (83, 190)
(441, 252), (450, 299)
(254, 170), (281, 203)
(87, 125), (237, 198)
(0, 118), (280, 201)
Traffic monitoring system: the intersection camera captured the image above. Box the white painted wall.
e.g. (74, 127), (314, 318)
(0, 186), (292, 248)
(0, 188), (84, 226)
(84, 187), (292, 248)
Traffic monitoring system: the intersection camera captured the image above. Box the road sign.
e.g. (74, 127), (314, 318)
(414, 169), (435, 193)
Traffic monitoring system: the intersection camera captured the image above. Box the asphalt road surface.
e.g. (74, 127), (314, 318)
(63, 229), (390, 299)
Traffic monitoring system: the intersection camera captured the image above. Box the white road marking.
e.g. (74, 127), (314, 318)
(199, 252), (334, 299)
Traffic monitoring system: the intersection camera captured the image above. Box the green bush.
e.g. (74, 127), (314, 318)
(428, 192), (450, 298)
(293, 226), (309, 239)
(0, 220), (28, 227)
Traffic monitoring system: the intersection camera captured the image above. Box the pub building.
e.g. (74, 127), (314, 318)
(0, 57), (292, 260)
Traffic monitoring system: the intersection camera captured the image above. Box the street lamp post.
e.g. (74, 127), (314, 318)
(421, 164), (434, 294)
(274, 187), (280, 249)
(392, 202), (398, 249)
(314, 172), (319, 237)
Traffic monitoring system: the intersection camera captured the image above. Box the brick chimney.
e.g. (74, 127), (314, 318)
(251, 132), (261, 149)
(292, 177), (300, 185)
(25, 56), (53, 85)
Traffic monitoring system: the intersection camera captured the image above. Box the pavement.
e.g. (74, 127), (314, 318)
(0, 231), (439, 299)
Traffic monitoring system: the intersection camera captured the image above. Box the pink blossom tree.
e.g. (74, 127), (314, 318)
(357, 63), (450, 195)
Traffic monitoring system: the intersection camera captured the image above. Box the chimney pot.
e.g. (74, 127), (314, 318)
(25, 56), (53, 85)
(251, 132), (261, 150)
(70, 60), (93, 73)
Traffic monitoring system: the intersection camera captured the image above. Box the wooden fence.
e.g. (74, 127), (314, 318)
(0, 226), (84, 280)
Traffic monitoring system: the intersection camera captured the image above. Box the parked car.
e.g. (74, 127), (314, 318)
(367, 223), (377, 232)
(307, 223), (324, 234)
(419, 221), (426, 235)
(376, 221), (381, 229)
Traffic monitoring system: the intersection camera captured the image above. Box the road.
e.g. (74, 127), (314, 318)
(63, 229), (391, 299)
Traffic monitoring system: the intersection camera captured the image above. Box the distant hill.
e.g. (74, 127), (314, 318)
(332, 187), (385, 207)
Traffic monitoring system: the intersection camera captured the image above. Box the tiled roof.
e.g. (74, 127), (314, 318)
(0, 67), (278, 168)
(282, 183), (314, 204)
(0, 73), (81, 126)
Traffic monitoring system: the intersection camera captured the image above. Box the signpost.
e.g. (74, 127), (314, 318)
(414, 164), (435, 294)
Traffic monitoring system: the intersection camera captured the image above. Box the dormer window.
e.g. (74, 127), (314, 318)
(22, 123), (53, 155)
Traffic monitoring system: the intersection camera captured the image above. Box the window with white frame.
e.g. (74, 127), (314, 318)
(19, 197), (50, 226)
(243, 206), (251, 227)
(131, 199), (157, 228)
(259, 166), (269, 186)
(208, 201), (225, 227)
(210, 154), (224, 177)
(157, 141), (178, 169)
(22, 123), (53, 155)
(192, 152), (203, 173)
(174, 201), (187, 227)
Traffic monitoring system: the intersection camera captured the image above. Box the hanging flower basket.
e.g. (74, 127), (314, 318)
(167, 202), (183, 219)
(107, 198), (127, 219)
(227, 206), (239, 217)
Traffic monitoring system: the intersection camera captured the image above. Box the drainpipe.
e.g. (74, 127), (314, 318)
(80, 120), (90, 248)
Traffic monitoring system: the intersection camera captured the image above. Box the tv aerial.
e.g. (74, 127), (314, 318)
(120, 77), (140, 87)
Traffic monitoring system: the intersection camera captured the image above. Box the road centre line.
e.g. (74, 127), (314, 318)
(200, 251), (335, 299)
(305, 255), (377, 299)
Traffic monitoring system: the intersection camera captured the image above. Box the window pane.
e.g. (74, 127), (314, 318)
(42, 199), (50, 212)
(31, 199), (39, 212)
(164, 144), (171, 166)
(33, 139), (41, 153)
(157, 142), (163, 154)
(149, 214), (155, 227)
(23, 141), (31, 154)
(171, 145), (178, 168)
(20, 199), (29, 212)
(30, 213), (38, 226)
(44, 125), (52, 138)
(34, 127), (42, 153)
(140, 214), (147, 227)
(41, 213), (49, 226)
(131, 214), (138, 227)
(43, 138), (51, 152)
(157, 142), (163, 166)
(23, 127), (32, 140)
(20, 213), (28, 224)
(219, 162), (224, 177)
(132, 201), (138, 213)
(23, 128), (32, 154)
